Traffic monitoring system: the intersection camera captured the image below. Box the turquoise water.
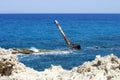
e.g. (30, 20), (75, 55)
(0, 14), (120, 71)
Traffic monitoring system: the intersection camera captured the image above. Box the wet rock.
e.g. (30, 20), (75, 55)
(11, 48), (34, 54)
(9, 48), (54, 54)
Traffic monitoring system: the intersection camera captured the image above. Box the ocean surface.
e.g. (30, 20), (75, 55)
(0, 14), (120, 71)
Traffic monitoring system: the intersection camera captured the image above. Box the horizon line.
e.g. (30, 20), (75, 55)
(0, 13), (120, 14)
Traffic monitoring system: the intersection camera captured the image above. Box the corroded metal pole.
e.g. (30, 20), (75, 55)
(55, 20), (71, 46)
(55, 20), (81, 50)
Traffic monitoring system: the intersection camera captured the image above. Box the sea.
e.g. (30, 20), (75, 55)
(0, 14), (120, 71)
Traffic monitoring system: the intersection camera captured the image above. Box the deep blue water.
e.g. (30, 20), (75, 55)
(0, 14), (120, 71)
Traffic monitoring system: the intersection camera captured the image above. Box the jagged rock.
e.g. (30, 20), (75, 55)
(0, 54), (16, 76)
(0, 48), (120, 80)
(73, 54), (120, 80)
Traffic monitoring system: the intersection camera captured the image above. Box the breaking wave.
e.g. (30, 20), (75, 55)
(29, 47), (39, 52)
(29, 47), (74, 55)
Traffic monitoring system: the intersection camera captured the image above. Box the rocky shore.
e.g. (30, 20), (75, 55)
(9, 48), (54, 54)
(0, 48), (120, 80)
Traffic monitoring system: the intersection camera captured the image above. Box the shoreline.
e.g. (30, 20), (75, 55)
(8, 48), (55, 54)
(0, 48), (120, 80)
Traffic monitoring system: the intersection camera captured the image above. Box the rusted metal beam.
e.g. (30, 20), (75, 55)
(55, 20), (81, 50)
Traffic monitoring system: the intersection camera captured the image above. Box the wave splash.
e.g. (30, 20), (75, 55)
(29, 47), (74, 55)
(29, 47), (39, 53)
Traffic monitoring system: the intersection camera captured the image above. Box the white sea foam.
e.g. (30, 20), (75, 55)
(33, 49), (74, 55)
(29, 46), (74, 55)
(29, 47), (39, 52)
